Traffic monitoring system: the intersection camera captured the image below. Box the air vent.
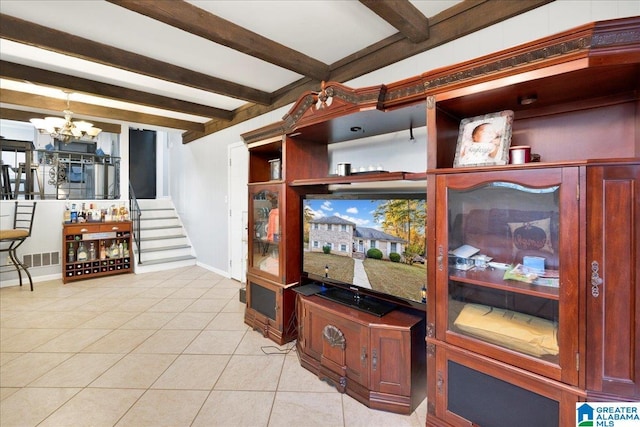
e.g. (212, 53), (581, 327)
(22, 252), (60, 267)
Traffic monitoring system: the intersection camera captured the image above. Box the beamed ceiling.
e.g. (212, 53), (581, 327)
(0, 0), (553, 143)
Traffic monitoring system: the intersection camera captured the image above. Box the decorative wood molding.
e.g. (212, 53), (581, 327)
(281, 81), (385, 133)
(427, 322), (435, 338)
(422, 36), (592, 92)
(239, 17), (640, 148)
(427, 343), (435, 357)
(322, 324), (346, 350)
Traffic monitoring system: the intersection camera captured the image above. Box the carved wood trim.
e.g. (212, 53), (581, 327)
(322, 324), (346, 350)
(281, 81), (385, 133)
(427, 343), (436, 357)
(422, 36), (592, 92)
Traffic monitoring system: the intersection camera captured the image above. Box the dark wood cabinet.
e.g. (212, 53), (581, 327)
(243, 128), (326, 344)
(297, 294), (426, 414)
(585, 163), (640, 401)
(240, 16), (640, 420)
(245, 181), (300, 344)
(428, 167), (584, 425)
(244, 274), (297, 344)
(424, 17), (640, 427)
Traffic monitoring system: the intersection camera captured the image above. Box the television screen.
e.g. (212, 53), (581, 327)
(303, 194), (426, 307)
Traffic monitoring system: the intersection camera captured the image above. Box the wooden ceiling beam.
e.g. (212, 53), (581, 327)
(330, 0), (554, 83)
(0, 14), (271, 105)
(184, 0), (554, 143)
(0, 107), (121, 134)
(359, 0), (430, 43)
(0, 89), (204, 132)
(107, 0), (330, 82)
(0, 61), (233, 121)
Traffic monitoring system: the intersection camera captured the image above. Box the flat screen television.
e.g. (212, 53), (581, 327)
(302, 193), (426, 310)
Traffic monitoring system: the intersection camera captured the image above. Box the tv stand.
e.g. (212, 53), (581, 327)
(296, 293), (426, 414)
(316, 287), (396, 317)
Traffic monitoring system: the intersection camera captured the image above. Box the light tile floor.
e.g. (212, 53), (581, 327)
(0, 266), (427, 426)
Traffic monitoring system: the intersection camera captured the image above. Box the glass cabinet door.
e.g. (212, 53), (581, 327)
(438, 168), (578, 383)
(250, 187), (280, 277)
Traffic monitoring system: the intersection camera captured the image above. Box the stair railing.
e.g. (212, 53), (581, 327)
(128, 183), (142, 265)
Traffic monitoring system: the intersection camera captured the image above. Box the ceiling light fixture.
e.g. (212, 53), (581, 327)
(30, 92), (102, 143)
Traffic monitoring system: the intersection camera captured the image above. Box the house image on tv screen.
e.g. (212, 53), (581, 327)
(308, 216), (405, 260)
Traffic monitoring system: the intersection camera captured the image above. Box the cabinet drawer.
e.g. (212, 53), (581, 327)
(98, 223), (130, 233)
(64, 224), (94, 235)
(64, 222), (131, 235)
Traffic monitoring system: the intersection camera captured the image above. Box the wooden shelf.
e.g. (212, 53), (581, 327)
(449, 268), (560, 300)
(290, 171), (420, 187)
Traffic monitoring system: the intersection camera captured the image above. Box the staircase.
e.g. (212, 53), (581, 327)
(133, 199), (196, 274)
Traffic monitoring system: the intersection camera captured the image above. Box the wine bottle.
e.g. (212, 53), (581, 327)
(89, 242), (96, 260)
(77, 242), (88, 261)
(109, 240), (118, 258)
(67, 242), (75, 263)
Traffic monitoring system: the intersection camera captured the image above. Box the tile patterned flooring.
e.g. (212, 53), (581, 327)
(0, 266), (427, 426)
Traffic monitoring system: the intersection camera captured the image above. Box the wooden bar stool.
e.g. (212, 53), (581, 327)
(1, 162), (13, 200)
(0, 201), (37, 291)
(13, 163), (43, 200)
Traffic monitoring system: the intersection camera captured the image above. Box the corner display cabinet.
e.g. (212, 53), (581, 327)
(425, 18), (640, 427)
(243, 131), (327, 344)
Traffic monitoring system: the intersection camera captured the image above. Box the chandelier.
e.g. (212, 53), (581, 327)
(30, 93), (102, 143)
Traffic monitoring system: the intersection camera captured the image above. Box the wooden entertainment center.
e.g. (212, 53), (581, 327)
(242, 17), (640, 424)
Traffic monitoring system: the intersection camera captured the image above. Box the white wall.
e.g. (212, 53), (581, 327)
(166, 106), (290, 273)
(172, 1), (638, 275)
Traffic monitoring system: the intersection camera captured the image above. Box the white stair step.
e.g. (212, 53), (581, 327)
(140, 234), (186, 241)
(134, 255), (197, 274)
(138, 254), (196, 266)
(140, 239), (190, 250)
(139, 218), (181, 228)
(131, 199), (195, 268)
(138, 244), (191, 253)
(140, 208), (176, 219)
(138, 246), (193, 263)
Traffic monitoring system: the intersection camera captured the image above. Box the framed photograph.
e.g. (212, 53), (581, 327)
(453, 110), (514, 167)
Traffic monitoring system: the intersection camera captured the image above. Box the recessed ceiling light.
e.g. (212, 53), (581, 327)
(518, 95), (538, 105)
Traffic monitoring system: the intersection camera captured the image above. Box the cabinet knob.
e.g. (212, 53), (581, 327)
(80, 228), (88, 232)
(111, 227), (119, 230)
(361, 346), (367, 367)
(591, 260), (603, 298)
(372, 348), (377, 371)
(437, 371), (444, 394)
(437, 245), (444, 271)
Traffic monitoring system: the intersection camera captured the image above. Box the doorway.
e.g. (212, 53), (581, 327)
(129, 129), (156, 199)
(228, 142), (248, 282)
